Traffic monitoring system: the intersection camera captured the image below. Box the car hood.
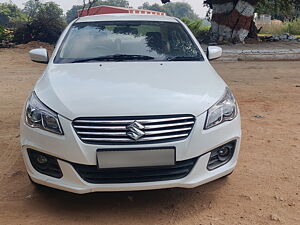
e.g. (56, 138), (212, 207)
(35, 62), (226, 120)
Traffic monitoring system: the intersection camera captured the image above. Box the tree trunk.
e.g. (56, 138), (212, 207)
(210, 0), (259, 43)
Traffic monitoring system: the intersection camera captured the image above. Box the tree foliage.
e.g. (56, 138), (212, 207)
(66, 0), (130, 23)
(255, 0), (300, 20)
(0, 3), (27, 28)
(141, 2), (198, 19)
(0, 3), (27, 42)
(14, 1), (66, 44)
(140, 3), (162, 12)
(181, 17), (210, 41)
(23, 0), (42, 22)
(66, 5), (83, 23)
(0, 25), (14, 42)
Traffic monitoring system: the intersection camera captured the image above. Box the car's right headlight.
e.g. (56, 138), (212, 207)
(25, 92), (63, 135)
(204, 87), (237, 129)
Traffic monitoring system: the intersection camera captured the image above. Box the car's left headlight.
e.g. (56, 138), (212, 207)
(204, 87), (238, 129)
(25, 92), (63, 135)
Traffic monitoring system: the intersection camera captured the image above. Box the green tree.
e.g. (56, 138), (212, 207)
(139, 3), (163, 12)
(181, 17), (210, 42)
(23, 0), (42, 22)
(14, 1), (66, 44)
(141, 2), (198, 19)
(66, 5), (83, 23)
(98, 0), (129, 7)
(0, 3), (26, 28)
(256, 0), (300, 20)
(31, 2), (66, 42)
(66, 0), (130, 23)
(163, 2), (198, 19)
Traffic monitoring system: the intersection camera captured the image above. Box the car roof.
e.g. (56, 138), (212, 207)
(75, 13), (179, 23)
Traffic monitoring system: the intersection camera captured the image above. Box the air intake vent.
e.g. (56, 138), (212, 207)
(72, 157), (198, 184)
(73, 115), (195, 145)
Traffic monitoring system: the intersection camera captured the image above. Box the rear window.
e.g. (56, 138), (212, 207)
(54, 21), (204, 63)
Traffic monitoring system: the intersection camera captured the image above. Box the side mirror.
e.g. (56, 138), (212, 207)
(29, 48), (49, 64)
(207, 46), (222, 60)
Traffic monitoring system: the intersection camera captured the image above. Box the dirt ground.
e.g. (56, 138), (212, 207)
(0, 44), (299, 225)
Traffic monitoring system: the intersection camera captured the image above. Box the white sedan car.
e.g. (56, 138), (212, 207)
(21, 13), (241, 194)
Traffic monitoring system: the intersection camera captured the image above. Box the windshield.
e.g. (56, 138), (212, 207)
(54, 21), (204, 63)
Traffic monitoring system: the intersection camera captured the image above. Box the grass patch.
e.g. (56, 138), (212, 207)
(258, 19), (300, 35)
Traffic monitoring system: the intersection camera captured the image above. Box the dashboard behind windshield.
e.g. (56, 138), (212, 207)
(54, 21), (204, 63)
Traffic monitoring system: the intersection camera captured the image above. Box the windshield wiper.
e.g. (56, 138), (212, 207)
(166, 56), (202, 61)
(70, 54), (155, 63)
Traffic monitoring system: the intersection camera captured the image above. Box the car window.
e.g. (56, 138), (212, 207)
(54, 21), (204, 63)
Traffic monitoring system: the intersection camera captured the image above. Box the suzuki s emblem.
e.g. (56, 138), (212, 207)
(127, 121), (145, 140)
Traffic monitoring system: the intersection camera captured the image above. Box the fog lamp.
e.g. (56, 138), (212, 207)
(217, 145), (231, 162)
(27, 149), (63, 178)
(36, 154), (48, 164)
(207, 141), (236, 170)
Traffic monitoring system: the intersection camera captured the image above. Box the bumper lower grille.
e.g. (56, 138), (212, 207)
(73, 115), (195, 145)
(72, 157), (198, 184)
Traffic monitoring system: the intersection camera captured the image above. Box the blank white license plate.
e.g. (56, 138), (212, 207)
(97, 148), (175, 169)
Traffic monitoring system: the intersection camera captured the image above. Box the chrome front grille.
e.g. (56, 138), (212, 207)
(73, 115), (195, 145)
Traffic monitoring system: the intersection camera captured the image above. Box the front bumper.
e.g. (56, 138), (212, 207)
(21, 112), (241, 194)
